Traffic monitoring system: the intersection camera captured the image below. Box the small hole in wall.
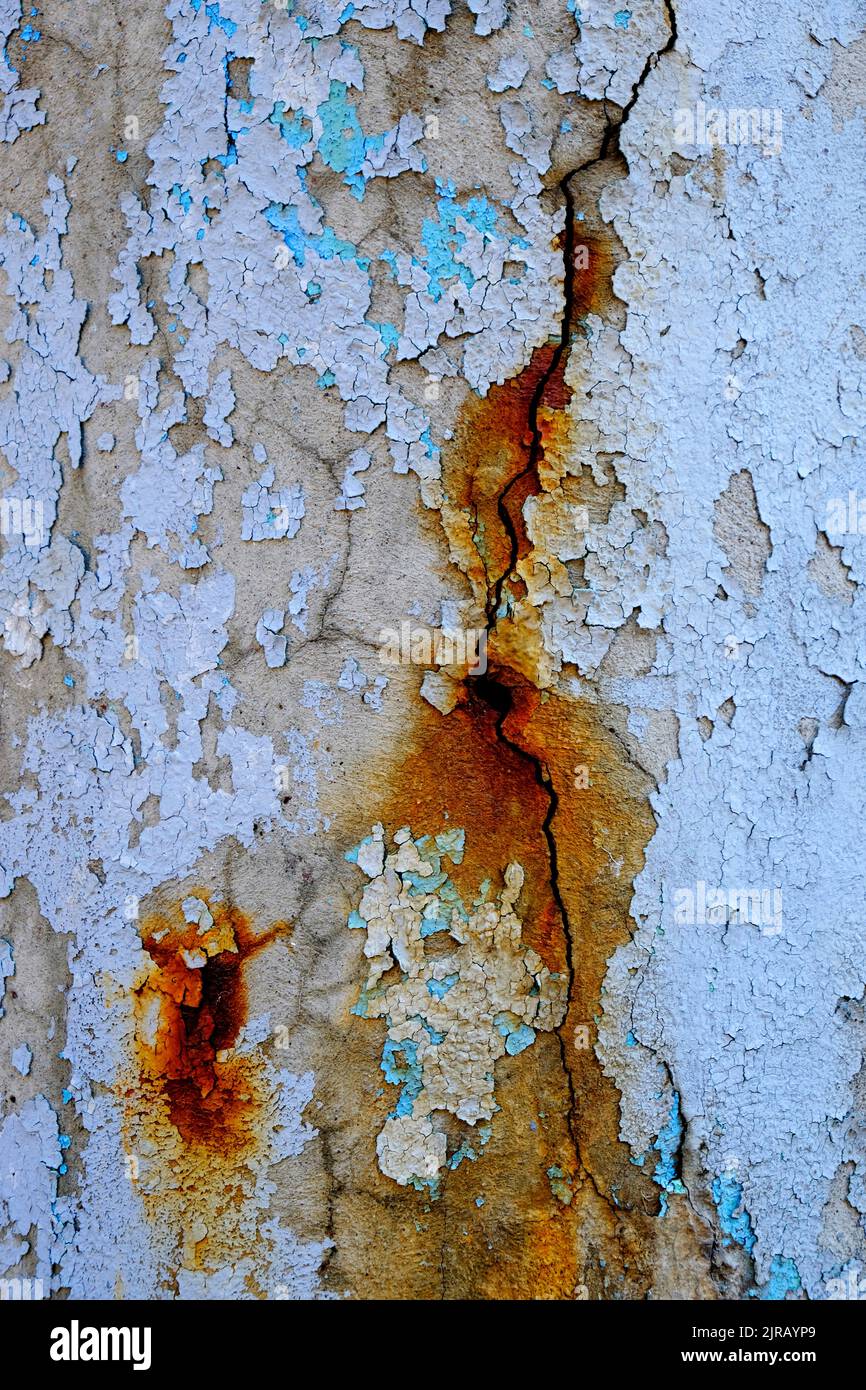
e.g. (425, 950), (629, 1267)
(472, 674), (512, 718)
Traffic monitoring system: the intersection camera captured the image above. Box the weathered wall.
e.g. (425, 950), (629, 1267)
(0, 0), (865, 1300)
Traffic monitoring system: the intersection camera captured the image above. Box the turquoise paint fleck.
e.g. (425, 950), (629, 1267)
(505, 1023), (536, 1056)
(204, 3), (237, 37)
(426, 973), (458, 999)
(712, 1173), (756, 1253)
(316, 81), (369, 199)
(417, 180), (500, 302)
(435, 827), (465, 862)
(448, 1138), (478, 1170)
(751, 1256), (801, 1301)
(270, 101), (312, 148)
(381, 1037), (423, 1118)
(547, 1165), (574, 1204)
(649, 1089), (687, 1209)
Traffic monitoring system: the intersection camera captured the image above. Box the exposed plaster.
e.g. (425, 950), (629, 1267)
(0, 0), (863, 1302)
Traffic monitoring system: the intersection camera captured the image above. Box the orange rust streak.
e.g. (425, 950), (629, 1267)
(566, 231), (619, 326)
(133, 894), (289, 1153)
(446, 343), (555, 596)
(377, 669), (564, 971)
(443, 233), (614, 613)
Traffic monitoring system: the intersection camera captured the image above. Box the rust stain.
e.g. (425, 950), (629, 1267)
(113, 890), (295, 1288)
(130, 894), (288, 1154)
(336, 211), (677, 1298)
(376, 663), (563, 970)
(441, 227), (615, 625)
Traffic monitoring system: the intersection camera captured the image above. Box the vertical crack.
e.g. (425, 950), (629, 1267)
(474, 1), (679, 1200)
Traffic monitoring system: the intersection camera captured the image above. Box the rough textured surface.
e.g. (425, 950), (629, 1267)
(0, 0), (864, 1301)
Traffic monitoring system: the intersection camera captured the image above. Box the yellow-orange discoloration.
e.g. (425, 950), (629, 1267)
(115, 892), (295, 1290)
(335, 206), (698, 1298)
(131, 895), (288, 1155)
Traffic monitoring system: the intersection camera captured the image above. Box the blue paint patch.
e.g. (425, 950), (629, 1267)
(417, 1017), (445, 1045)
(712, 1172), (756, 1253)
(63, 674), (75, 688)
(205, 2), (237, 37)
(373, 321), (400, 353)
(448, 1138), (478, 1169)
(418, 908), (449, 938)
(614, 9), (632, 28)
(264, 202), (361, 269)
(426, 973), (458, 999)
(379, 248), (399, 279)
(751, 1256), (801, 1301)
(648, 1090), (687, 1210)
(505, 1023), (536, 1056)
(316, 80), (370, 199)
(115, 150), (128, 163)
(435, 827), (465, 863)
(270, 101), (312, 148)
(171, 184), (193, 214)
(381, 1037), (423, 1117)
(415, 180), (500, 302)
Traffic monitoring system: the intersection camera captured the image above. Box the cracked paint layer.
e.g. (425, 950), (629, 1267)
(0, 0), (864, 1304)
(346, 822), (566, 1187)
